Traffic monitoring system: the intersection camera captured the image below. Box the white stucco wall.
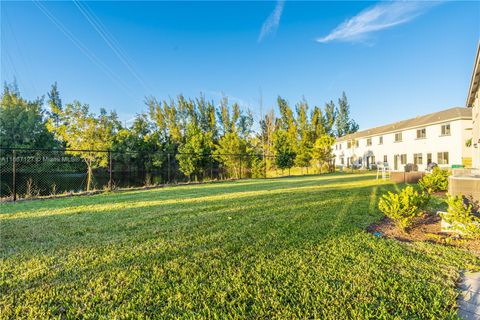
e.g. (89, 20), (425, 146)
(333, 118), (472, 172)
(472, 89), (480, 169)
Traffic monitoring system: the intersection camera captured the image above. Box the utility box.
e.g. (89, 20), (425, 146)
(448, 169), (480, 202)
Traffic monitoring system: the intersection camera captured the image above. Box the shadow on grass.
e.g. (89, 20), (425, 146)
(3, 173), (479, 319)
(1, 173), (378, 215)
(1, 181), (395, 258)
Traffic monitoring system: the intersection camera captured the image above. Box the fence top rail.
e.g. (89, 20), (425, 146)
(0, 147), (110, 153)
(0, 147), (280, 158)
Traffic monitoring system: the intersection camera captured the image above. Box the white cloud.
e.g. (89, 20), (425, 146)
(317, 1), (438, 43)
(258, 0), (285, 43)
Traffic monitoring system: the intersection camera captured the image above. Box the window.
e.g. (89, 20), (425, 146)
(437, 152), (449, 165)
(379, 136), (383, 145)
(340, 157), (344, 165)
(413, 153), (423, 165)
(355, 140), (359, 147)
(395, 132), (402, 142)
(416, 128), (426, 139)
(400, 154), (407, 165)
(366, 138), (372, 146)
(347, 141), (352, 149)
(338, 143), (342, 150)
(441, 124), (451, 136)
(427, 153), (432, 165)
(383, 155), (388, 163)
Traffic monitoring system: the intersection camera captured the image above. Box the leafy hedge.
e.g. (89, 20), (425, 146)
(378, 186), (430, 230)
(442, 195), (480, 239)
(418, 167), (450, 193)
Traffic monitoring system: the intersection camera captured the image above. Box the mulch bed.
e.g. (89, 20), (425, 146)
(367, 213), (480, 255)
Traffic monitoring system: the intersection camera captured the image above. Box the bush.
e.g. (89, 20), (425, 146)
(418, 167), (450, 193)
(378, 186), (430, 230)
(441, 195), (480, 239)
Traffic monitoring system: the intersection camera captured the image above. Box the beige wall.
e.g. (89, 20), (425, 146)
(472, 88), (480, 169)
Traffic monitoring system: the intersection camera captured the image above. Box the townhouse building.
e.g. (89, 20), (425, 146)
(333, 107), (472, 172)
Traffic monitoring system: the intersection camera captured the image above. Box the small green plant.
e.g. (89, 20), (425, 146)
(378, 186), (430, 231)
(441, 195), (480, 239)
(418, 167), (450, 193)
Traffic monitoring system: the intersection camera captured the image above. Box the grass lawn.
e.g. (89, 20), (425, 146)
(1, 173), (479, 319)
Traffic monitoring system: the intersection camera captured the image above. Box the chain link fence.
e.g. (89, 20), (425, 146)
(0, 147), (335, 201)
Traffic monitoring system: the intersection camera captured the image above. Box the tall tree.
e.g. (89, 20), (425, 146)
(177, 122), (213, 181)
(272, 128), (296, 173)
(237, 109), (254, 140)
(196, 95), (217, 140)
(215, 98), (252, 178)
(147, 97), (183, 146)
(323, 100), (336, 136)
(0, 83), (56, 148)
(215, 132), (246, 179)
(277, 96), (297, 147)
(47, 82), (63, 128)
(312, 135), (335, 173)
(295, 98), (312, 168)
(311, 106), (326, 140)
(258, 109), (276, 171)
(112, 113), (164, 182)
(336, 92), (359, 137)
(46, 102), (119, 191)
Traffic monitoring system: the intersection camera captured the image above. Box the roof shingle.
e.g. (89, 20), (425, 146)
(337, 107), (472, 142)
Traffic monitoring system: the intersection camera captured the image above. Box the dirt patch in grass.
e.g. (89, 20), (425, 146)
(367, 214), (480, 255)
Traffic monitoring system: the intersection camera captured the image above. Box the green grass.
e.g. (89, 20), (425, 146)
(1, 173), (479, 319)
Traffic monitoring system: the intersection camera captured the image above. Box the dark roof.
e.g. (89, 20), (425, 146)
(337, 107), (472, 142)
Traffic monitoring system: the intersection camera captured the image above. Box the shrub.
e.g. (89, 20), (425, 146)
(441, 195), (480, 239)
(418, 167), (450, 193)
(378, 186), (430, 230)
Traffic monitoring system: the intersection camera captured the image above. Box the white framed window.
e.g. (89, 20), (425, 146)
(440, 124), (451, 136)
(395, 132), (402, 142)
(366, 138), (372, 146)
(400, 154), (407, 165)
(413, 153), (423, 165)
(416, 128), (426, 139)
(379, 136), (383, 145)
(437, 152), (449, 164)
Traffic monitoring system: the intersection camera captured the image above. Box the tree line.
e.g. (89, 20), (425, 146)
(0, 82), (358, 188)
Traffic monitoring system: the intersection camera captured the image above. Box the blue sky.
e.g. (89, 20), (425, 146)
(1, 1), (479, 130)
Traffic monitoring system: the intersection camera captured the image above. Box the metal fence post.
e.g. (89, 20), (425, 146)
(263, 153), (267, 179)
(239, 154), (242, 179)
(108, 150), (112, 191)
(12, 149), (16, 202)
(167, 153), (171, 183)
(210, 158), (213, 180)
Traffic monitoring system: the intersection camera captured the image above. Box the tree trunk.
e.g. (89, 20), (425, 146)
(86, 164), (93, 192)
